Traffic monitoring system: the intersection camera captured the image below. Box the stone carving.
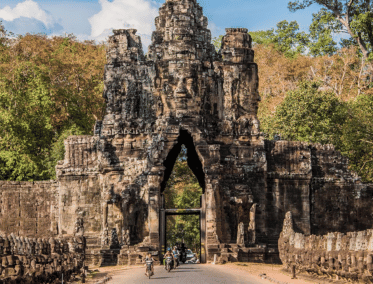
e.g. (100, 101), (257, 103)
(0, 234), (85, 283)
(237, 222), (245, 245)
(110, 228), (120, 249)
(248, 203), (256, 245)
(101, 227), (110, 247)
(279, 213), (373, 282)
(74, 217), (84, 236)
(121, 229), (130, 246)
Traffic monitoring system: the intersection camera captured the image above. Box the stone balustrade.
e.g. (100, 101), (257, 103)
(279, 212), (373, 282)
(0, 234), (85, 283)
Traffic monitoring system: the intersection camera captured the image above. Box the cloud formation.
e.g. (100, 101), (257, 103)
(0, 0), (55, 28)
(3, 17), (63, 35)
(89, 0), (160, 47)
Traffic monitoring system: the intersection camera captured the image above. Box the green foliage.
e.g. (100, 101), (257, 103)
(261, 81), (373, 182)
(308, 9), (340, 56)
(0, 63), (54, 180)
(260, 81), (347, 144)
(0, 32), (105, 181)
(251, 20), (309, 58)
(288, 0), (373, 59)
(250, 30), (276, 46)
(212, 35), (223, 52)
(164, 146), (202, 254)
(340, 94), (373, 182)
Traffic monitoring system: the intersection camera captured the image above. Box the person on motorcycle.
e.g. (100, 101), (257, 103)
(145, 253), (154, 276)
(164, 248), (173, 270)
(172, 246), (179, 268)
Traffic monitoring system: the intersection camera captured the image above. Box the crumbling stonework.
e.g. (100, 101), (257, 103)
(279, 212), (373, 282)
(1, 0), (373, 266)
(0, 181), (59, 237)
(0, 234), (85, 283)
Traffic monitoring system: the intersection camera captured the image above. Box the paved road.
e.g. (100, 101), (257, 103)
(108, 263), (268, 284)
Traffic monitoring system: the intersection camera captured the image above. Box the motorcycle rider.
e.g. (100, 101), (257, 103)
(164, 248), (173, 270)
(172, 246), (179, 268)
(145, 252), (154, 276)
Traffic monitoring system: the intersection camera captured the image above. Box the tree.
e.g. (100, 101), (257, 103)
(0, 32), (106, 180)
(212, 35), (223, 52)
(340, 93), (373, 182)
(308, 9), (340, 56)
(288, 0), (373, 60)
(261, 81), (347, 145)
(0, 63), (55, 180)
(251, 20), (309, 58)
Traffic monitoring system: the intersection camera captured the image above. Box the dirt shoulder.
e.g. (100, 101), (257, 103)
(219, 262), (345, 284)
(70, 265), (144, 284)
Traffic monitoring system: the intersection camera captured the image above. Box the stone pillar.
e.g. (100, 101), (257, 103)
(147, 166), (165, 248)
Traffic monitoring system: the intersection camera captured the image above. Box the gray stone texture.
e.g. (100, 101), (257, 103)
(0, 234), (85, 283)
(279, 212), (373, 281)
(0, 0), (372, 266)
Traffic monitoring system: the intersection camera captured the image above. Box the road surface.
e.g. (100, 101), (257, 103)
(108, 263), (269, 284)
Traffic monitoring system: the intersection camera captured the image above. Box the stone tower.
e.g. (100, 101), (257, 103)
(1, 0), (372, 266)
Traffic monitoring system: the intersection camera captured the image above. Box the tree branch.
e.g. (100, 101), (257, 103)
(360, 139), (373, 145)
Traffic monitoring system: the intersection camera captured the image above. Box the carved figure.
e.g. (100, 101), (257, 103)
(74, 217), (84, 236)
(236, 222), (245, 245)
(110, 228), (120, 249)
(121, 229), (130, 246)
(101, 227), (110, 247)
(248, 203), (256, 245)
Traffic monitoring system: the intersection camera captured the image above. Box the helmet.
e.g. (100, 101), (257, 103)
(167, 248), (171, 251)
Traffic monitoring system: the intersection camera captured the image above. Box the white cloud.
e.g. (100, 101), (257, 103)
(208, 21), (225, 39)
(89, 0), (160, 47)
(0, 0), (55, 28)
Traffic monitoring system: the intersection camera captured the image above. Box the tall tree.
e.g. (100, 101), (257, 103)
(288, 0), (373, 60)
(0, 32), (105, 180)
(251, 20), (309, 58)
(261, 81), (347, 145)
(340, 93), (373, 182)
(308, 9), (340, 56)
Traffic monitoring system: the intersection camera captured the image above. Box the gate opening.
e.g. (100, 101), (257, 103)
(166, 213), (201, 263)
(159, 130), (206, 263)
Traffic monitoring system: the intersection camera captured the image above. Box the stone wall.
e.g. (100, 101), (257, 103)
(279, 212), (373, 282)
(0, 181), (58, 238)
(0, 234), (85, 283)
(1, 0), (373, 267)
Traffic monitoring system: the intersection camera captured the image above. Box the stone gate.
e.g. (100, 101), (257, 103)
(1, 0), (373, 266)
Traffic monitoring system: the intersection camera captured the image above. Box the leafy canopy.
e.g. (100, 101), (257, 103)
(288, 0), (373, 60)
(340, 93), (373, 182)
(261, 81), (347, 145)
(0, 31), (105, 181)
(251, 20), (309, 58)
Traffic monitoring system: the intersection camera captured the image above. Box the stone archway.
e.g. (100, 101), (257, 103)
(157, 129), (207, 263)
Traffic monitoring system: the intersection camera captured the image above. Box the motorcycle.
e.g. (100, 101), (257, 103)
(181, 251), (187, 264)
(145, 260), (154, 279)
(165, 256), (174, 272)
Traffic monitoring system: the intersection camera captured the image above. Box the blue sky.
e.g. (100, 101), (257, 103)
(0, 0), (322, 48)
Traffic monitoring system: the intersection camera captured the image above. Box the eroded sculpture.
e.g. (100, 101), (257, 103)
(0, 234), (85, 283)
(279, 212), (373, 282)
(0, 0), (373, 267)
